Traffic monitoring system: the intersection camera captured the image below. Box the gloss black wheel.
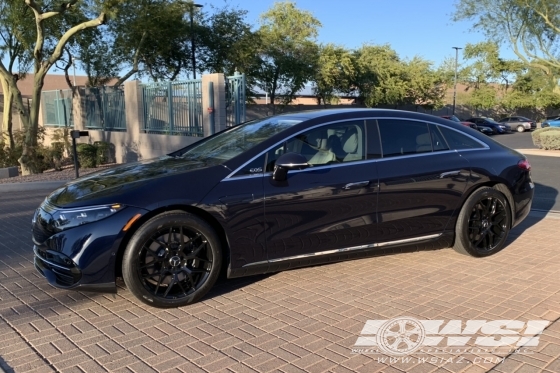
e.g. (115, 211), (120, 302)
(122, 211), (222, 307)
(453, 187), (511, 257)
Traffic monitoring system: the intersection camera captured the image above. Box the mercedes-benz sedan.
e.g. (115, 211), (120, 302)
(32, 109), (534, 308)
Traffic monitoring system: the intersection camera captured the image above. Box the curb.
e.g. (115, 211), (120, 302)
(515, 149), (560, 158)
(0, 180), (68, 192)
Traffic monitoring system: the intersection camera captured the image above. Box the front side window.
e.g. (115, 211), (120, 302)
(265, 120), (366, 172)
(178, 117), (301, 165)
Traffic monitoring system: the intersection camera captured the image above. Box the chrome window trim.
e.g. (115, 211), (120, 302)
(242, 233), (442, 267)
(223, 116), (489, 182)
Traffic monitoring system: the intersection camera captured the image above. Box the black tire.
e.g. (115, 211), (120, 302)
(122, 211), (222, 308)
(453, 187), (511, 257)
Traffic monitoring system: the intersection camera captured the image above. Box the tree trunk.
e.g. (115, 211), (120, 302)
(18, 72), (44, 175)
(1, 77), (16, 148)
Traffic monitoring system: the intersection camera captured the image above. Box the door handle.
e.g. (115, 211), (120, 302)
(343, 181), (370, 190)
(439, 170), (461, 178)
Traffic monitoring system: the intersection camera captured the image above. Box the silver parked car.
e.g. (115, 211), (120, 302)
(498, 116), (537, 132)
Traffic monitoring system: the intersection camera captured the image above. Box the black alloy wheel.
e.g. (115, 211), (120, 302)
(123, 211), (222, 307)
(453, 187), (511, 257)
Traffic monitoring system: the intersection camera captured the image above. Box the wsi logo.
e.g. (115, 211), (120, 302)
(353, 317), (550, 356)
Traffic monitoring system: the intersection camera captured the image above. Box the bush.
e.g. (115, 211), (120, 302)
(0, 144), (21, 168)
(50, 142), (65, 171)
(76, 143), (98, 168)
(532, 127), (560, 148)
(94, 141), (114, 165)
(540, 131), (560, 150)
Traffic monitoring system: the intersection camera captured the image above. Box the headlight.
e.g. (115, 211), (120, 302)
(51, 204), (124, 231)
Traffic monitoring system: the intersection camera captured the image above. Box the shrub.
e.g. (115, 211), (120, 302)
(540, 131), (560, 150)
(94, 141), (114, 165)
(50, 142), (65, 171)
(532, 127), (560, 148)
(76, 143), (98, 168)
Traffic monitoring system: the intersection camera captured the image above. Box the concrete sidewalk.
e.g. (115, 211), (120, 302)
(516, 149), (560, 158)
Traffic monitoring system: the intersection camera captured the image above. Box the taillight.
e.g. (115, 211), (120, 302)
(518, 159), (531, 171)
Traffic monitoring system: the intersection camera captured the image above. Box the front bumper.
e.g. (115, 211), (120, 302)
(32, 206), (147, 292)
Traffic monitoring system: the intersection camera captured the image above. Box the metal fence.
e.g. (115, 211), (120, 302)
(42, 89), (73, 127)
(83, 86), (126, 131)
(141, 80), (203, 136)
(226, 72), (246, 127)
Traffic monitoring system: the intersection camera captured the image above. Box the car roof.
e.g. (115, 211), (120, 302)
(264, 108), (455, 124)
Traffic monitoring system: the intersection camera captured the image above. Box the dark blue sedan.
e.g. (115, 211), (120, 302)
(465, 117), (512, 134)
(32, 109), (534, 307)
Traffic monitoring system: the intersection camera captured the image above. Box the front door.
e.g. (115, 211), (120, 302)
(262, 120), (379, 261)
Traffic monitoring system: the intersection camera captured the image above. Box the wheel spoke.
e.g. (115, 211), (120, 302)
(490, 199), (497, 215)
(140, 262), (157, 270)
(154, 272), (167, 294)
(473, 231), (487, 247)
(164, 274), (177, 297)
(176, 277), (190, 296)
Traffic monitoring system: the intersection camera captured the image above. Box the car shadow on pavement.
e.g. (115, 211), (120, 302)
(504, 182), (558, 247)
(0, 355), (14, 373)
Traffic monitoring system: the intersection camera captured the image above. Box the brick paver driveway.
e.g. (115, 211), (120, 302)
(0, 189), (559, 373)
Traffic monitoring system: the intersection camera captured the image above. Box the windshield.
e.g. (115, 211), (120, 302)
(449, 115), (461, 122)
(180, 117), (301, 163)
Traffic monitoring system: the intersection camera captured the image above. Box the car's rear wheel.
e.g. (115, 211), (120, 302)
(122, 211), (222, 308)
(517, 125), (525, 133)
(453, 187), (511, 257)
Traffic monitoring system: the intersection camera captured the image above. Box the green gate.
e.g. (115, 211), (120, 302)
(41, 90), (73, 127)
(83, 86), (126, 131)
(142, 80), (203, 136)
(226, 72), (246, 127)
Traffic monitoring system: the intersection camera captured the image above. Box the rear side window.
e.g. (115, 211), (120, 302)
(438, 126), (485, 150)
(428, 123), (449, 151)
(378, 119), (431, 157)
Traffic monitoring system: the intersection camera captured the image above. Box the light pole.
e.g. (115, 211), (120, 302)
(452, 47), (462, 116)
(190, 3), (203, 79)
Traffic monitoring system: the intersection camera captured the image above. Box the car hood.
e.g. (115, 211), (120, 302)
(47, 156), (227, 208)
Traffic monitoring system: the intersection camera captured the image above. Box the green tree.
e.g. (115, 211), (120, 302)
(454, 0), (560, 75)
(253, 1), (321, 110)
(403, 57), (447, 110)
(462, 41), (524, 92)
(0, 0), (108, 175)
(0, 0), (34, 149)
(350, 44), (408, 107)
(467, 84), (498, 110)
(198, 4), (260, 77)
(310, 44), (354, 105)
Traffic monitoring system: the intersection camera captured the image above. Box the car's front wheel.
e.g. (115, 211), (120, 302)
(122, 211), (222, 308)
(453, 187), (511, 257)
(517, 125), (525, 133)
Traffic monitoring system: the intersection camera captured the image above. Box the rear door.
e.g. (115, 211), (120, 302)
(375, 119), (470, 243)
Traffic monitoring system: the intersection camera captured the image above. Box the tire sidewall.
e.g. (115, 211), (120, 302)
(456, 188), (511, 257)
(122, 212), (222, 308)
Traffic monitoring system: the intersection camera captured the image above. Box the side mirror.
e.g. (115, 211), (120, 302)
(272, 152), (310, 181)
